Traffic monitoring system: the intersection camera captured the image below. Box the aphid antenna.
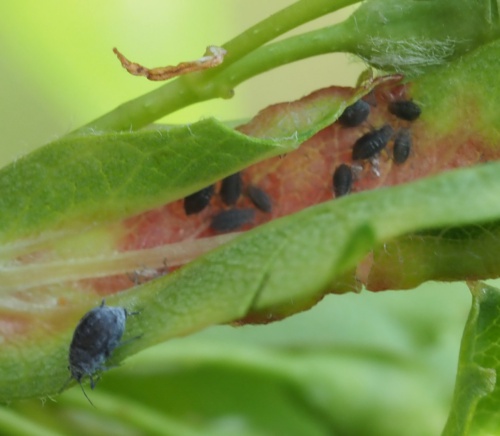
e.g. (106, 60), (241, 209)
(58, 374), (95, 407)
(78, 380), (95, 408)
(125, 308), (142, 317)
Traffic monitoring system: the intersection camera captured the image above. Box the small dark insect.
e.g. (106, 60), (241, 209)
(183, 184), (215, 215)
(65, 300), (140, 405)
(332, 164), (353, 197)
(246, 185), (273, 213)
(388, 100), (421, 121)
(352, 125), (394, 161)
(338, 99), (371, 127)
(220, 172), (243, 206)
(393, 128), (412, 164)
(210, 208), (255, 232)
(129, 258), (169, 285)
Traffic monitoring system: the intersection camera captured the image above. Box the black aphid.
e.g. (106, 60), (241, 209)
(332, 164), (353, 197)
(66, 300), (140, 405)
(352, 125), (394, 161)
(388, 100), (421, 121)
(210, 208), (255, 232)
(338, 99), (371, 127)
(220, 172), (243, 206)
(183, 185), (215, 215)
(393, 129), (412, 164)
(246, 185), (273, 213)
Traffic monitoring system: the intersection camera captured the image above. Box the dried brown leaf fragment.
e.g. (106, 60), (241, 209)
(113, 45), (227, 81)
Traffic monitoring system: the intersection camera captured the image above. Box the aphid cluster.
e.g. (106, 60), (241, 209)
(64, 300), (140, 405)
(332, 97), (421, 198)
(181, 92), (421, 232)
(183, 170), (273, 233)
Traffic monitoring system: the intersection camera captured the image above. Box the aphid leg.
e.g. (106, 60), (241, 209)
(368, 155), (381, 177)
(89, 374), (97, 390)
(58, 374), (73, 394)
(118, 334), (143, 348)
(351, 163), (364, 181)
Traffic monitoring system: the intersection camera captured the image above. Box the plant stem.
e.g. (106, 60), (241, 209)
(73, 0), (360, 134)
(215, 23), (354, 90)
(209, 0), (359, 72)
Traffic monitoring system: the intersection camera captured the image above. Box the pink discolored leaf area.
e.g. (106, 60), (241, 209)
(112, 69), (500, 297)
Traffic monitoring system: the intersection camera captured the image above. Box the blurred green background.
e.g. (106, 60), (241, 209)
(0, 2), (474, 435)
(0, 1), (361, 165)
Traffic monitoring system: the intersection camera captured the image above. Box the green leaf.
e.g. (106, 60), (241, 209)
(6, 285), (470, 436)
(0, 80), (369, 250)
(443, 282), (500, 436)
(369, 224), (500, 291)
(3, 160), (500, 402)
(343, 0), (500, 75)
(0, 120), (276, 245)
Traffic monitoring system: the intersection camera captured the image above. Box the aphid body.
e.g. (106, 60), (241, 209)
(393, 129), (412, 164)
(210, 208), (255, 232)
(247, 185), (273, 213)
(338, 99), (370, 127)
(388, 100), (421, 121)
(184, 185), (215, 215)
(67, 300), (139, 404)
(332, 164), (353, 197)
(352, 125), (393, 161)
(220, 172), (243, 206)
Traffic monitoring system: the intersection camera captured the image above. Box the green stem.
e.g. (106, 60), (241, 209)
(215, 23), (354, 90)
(73, 0), (360, 134)
(209, 0), (359, 72)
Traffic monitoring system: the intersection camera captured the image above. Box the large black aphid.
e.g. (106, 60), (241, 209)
(220, 172), (243, 206)
(64, 300), (140, 405)
(388, 100), (421, 121)
(210, 208), (255, 232)
(183, 185), (215, 215)
(352, 125), (394, 161)
(338, 99), (370, 127)
(332, 164), (353, 197)
(246, 185), (273, 213)
(393, 128), (412, 164)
